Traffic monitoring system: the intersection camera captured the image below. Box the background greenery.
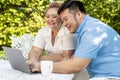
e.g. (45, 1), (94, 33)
(0, 0), (120, 56)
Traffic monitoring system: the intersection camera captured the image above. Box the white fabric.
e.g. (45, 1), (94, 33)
(12, 34), (35, 59)
(0, 60), (74, 80)
(62, 34), (77, 50)
(33, 26), (76, 55)
(89, 77), (120, 80)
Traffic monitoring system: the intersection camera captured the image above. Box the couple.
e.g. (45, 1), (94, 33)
(28, 0), (120, 80)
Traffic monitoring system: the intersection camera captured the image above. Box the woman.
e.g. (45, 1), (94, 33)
(28, 2), (76, 62)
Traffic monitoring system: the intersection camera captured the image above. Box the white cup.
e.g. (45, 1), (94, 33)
(41, 60), (53, 76)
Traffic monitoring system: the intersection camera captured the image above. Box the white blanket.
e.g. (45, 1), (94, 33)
(0, 60), (74, 80)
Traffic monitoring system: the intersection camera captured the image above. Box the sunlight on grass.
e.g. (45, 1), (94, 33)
(0, 51), (5, 56)
(0, 51), (7, 60)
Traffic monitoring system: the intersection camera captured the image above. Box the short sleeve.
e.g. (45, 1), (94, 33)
(62, 34), (77, 50)
(33, 29), (45, 49)
(74, 29), (106, 58)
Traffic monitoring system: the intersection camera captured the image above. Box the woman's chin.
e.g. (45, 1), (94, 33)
(48, 26), (55, 28)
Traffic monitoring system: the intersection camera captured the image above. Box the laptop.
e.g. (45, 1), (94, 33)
(2, 46), (33, 74)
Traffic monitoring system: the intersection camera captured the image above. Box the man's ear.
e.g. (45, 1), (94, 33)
(77, 11), (82, 18)
(76, 10), (82, 20)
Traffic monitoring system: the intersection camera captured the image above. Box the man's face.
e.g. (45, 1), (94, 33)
(60, 9), (79, 33)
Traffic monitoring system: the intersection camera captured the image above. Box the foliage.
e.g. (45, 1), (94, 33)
(0, 0), (120, 52)
(81, 0), (120, 33)
(0, 0), (50, 50)
(0, 51), (4, 56)
(0, 51), (7, 60)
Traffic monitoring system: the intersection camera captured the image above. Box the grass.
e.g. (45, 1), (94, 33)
(0, 50), (7, 60)
(0, 51), (5, 56)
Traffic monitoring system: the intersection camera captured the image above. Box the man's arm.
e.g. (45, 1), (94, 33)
(28, 56), (91, 73)
(53, 57), (91, 73)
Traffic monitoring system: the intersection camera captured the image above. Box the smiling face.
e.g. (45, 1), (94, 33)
(45, 8), (61, 29)
(60, 9), (81, 33)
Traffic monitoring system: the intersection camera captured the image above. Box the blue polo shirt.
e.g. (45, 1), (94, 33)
(74, 15), (120, 78)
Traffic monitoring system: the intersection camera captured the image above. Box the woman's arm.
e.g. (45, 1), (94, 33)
(61, 50), (74, 60)
(40, 50), (74, 62)
(28, 46), (43, 62)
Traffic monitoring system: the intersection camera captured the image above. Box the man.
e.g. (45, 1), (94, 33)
(28, 0), (120, 80)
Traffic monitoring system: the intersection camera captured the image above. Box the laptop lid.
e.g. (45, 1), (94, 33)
(2, 46), (31, 74)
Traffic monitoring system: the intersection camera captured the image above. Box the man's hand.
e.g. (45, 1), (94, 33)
(27, 60), (40, 72)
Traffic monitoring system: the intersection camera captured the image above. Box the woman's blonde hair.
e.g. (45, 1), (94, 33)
(45, 2), (63, 15)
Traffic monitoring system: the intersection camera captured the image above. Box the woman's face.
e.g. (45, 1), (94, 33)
(45, 8), (61, 29)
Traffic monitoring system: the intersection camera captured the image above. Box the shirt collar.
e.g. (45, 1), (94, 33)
(45, 25), (69, 37)
(75, 15), (89, 36)
(45, 26), (52, 36)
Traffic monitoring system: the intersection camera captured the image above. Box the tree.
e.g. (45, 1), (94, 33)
(81, 0), (120, 33)
(0, 0), (49, 50)
(0, 0), (120, 51)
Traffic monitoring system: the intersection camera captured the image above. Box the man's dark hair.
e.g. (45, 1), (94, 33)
(57, 0), (86, 15)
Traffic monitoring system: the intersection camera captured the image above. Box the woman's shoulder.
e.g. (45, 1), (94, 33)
(37, 26), (50, 36)
(38, 26), (50, 33)
(60, 25), (70, 33)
